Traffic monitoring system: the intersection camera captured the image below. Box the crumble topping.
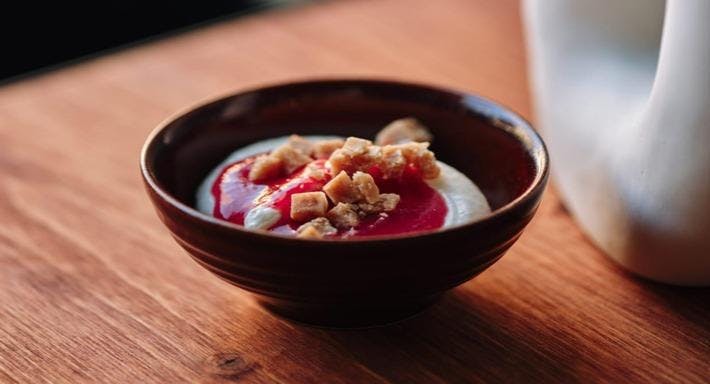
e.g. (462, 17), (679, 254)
(352, 171), (380, 204)
(375, 117), (433, 145)
(246, 119), (441, 237)
(249, 154), (282, 182)
(290, 191), (328, 222)
(297, 217), (337, 238)
(249, 135), (332, 182)
(397, 141), (440, 179)
(327, 203), (360, 229)
(304, 162), (327, 181)
(381, 145), (407, 178)
(329, 138), (440, 179)
(328, 137), (378, 176)
(271, 144), (312, 174)
(322, 171), (362, 204)
(312, 138), (345, 159)
(286, 134), (314, 155)
(357, 193), (400, 215)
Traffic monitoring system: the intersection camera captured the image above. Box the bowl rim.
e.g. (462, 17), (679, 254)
(140, 78), (549, 243)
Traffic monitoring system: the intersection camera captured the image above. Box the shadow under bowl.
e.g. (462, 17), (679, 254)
(140, 79), (549, 327)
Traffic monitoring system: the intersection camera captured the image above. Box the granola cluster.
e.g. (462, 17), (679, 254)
(250, 118), (438, 238)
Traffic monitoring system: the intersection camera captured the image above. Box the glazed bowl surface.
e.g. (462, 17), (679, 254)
(141, 79), (549, 327)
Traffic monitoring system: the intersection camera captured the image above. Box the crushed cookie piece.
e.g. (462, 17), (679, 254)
(327, 203), (360, 229)
(358, 193), (400, 215)
(379, 193), (400, 211)
(249, 155), (283, 182)
(398, 142), (440, 178)
(290, 191), (328, 222)
(381, 145), (407, 178)
(352, 171), (380, 204)
(297, 226), (321, 238)
(327, 152), (348, 175)
(312, 139), (344, 159)
(327, 136), (440, 180)
(342, 137), (371, 154)
(417, 152), (440, 178)
(322, 171), (362, 203)
(356, 202), (377, 215)
(296, 217), (337, 238)
(329, 137), (378, 175)
(304, 163), (327, 181)
(287, 135), (314, 156)
(272, 144), (312, 174)
(375, 117), (433, 145)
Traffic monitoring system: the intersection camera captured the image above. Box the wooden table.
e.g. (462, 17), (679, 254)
(1, 0), (707, 382)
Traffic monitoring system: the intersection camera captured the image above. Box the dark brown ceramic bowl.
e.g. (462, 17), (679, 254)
(141, 79), (548, 327)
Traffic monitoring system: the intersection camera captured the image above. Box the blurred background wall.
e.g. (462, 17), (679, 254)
(0, 0), (303, 81)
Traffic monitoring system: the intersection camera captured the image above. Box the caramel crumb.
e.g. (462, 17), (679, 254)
(397, 141), (440, 179)
(304, 163), (327, 181)
(244, 124), (433, 233)
(379, 193), (400, 211)
(328, 136), (440, 180)
(329, 137), (378, 175)
(249, 155), (283, 182)
(248, 136), (314, 181)
(358, 193), (400, 215)
(375, 117), (433, 145)
(290, 191), (328, 222)
(322, 171), (362, 204)
(352, 171), (380, 204)
(297, 226), (322, 238)
(381, 145), (407, 178)
(287, 135), (314, 156)
(297, 217), (337, 238)
(342, 137), (371, 154)
(327, 203), (360, 229)
(272, 144), (312, 174)
(312, 139), (345, 159)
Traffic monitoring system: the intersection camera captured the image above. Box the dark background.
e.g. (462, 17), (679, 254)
(1, 1), (298, 81)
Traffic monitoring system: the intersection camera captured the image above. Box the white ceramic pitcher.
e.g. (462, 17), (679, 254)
(523, 0), (710, 285)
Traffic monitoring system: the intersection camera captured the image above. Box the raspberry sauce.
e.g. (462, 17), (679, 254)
(211, 156), (447, 237)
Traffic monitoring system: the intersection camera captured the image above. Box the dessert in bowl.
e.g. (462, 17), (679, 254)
(141, 79), (549, 327)
(195, 118), (491, 239)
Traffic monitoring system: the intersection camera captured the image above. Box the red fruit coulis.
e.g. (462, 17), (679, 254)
(211, 155), (447, 237)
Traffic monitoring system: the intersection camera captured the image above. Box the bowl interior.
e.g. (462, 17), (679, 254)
(144, 80), (543, 218)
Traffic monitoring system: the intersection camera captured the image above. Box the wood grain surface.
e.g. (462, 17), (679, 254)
(0, 0), (707, 383)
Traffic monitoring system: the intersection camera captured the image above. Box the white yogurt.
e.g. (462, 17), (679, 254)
(196, 136), (491, 230)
